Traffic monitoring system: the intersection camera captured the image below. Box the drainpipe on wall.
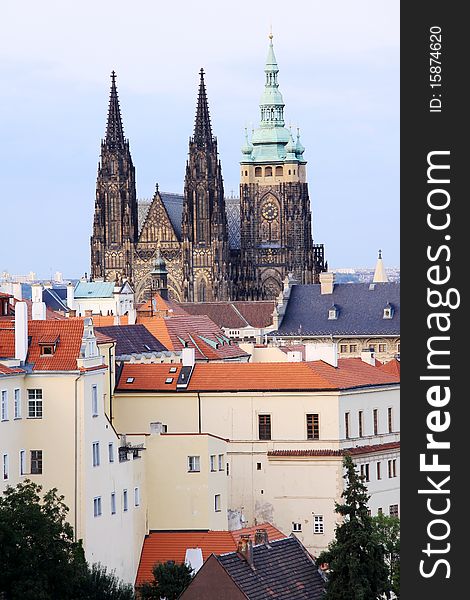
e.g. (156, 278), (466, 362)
(197, 392), (202, 434)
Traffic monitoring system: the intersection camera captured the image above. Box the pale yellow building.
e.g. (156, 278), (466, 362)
(114, 353), (400, 555)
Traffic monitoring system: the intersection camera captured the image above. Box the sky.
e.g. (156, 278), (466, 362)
(0, 0), (399, 280)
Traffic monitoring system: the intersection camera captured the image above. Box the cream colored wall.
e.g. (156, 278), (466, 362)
(112, 392), (199, 433)
(238, 344), (287, 362)
(144, 433), (228, 531)
(1, 368), (147, 585)
(277, 336), (400, 362)
(240, 162), (307, 184)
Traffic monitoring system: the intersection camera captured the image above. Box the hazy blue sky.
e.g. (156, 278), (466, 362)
(0, 1), (399, 279)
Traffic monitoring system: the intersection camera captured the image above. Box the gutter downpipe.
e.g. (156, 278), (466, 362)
(197, 392), (202, 434)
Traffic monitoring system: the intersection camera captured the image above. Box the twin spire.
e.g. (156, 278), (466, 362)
(193, 68), (214, 149)
(105, 70), (125, 147)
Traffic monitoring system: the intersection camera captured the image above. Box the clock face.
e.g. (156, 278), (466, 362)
(261, 200), (278, 222)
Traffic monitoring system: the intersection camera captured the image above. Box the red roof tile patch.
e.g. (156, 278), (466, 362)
(135, 523), (286, 586)
(178, 301), (275, 329)
(116, 358), (399, 393)
(268, 442), (400, 458)
(0, 364), (24, 376)
(0, 326), (15, 359)
(378, 358), (400, 378)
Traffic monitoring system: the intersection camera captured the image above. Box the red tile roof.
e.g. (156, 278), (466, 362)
(0, 319), (103, 372)
(178, 301), (275, 329)
(0, 363), (24, 376)
(135, 523), (286, 586)
(378, 358), (400, 377)
(138, 315), (248, 361)
(89, 314), (129, 327)
(268, 442), (400, 458)
(116, 358), (399, 393)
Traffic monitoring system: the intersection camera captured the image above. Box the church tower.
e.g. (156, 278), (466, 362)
(91, 71), (138, 283)
(181, 69), (231, 302)
(238, 35), (325, 299)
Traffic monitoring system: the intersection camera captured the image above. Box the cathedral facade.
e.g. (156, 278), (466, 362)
(91, 38), (325, 302)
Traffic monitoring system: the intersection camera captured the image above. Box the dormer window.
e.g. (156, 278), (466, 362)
(328, 305), (339, 320)
(383, 303), (394, 319)
(39, 335), (59, 356)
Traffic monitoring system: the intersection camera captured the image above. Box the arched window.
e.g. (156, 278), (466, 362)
(275, 166), (283, 176)
(197, 281), (206, 303)
(265, 166), (272, 177)
(255, 167), (262, 177)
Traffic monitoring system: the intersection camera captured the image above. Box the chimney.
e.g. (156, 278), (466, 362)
(31, 283), (42, 304)
(85, 309), (93, 318)
(319, 272), (335, 295)
(287, 350), (302, 362)
(66, 282), (75, 311)
(237, 535), (254, 567)
(361, 349), (376, 366)
(113, 314), (120, 325)
(150, 421), (165, 435)
(254, 528), (269, 546)
(182, 347), (195, 367)
(305, 342), (338, 367)
(128, 307), (136, 325)
(14, 302), (28, 363)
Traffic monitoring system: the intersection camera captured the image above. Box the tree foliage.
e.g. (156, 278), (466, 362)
(372, 514), (400, 598)
(137, 561), (194, 600)
(0, 480), (134, 600)
(317, 454), (391, 600)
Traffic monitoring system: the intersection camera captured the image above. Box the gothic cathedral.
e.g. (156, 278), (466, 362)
(91, 37), (325, 302)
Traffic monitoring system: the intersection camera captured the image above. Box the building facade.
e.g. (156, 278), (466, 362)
(90, 38), (325, 302)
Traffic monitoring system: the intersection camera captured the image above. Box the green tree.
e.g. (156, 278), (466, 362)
(0, 480), (134, 600)
(137, 561), (194, 600)
(0, 479), (87, 599)
(372, 514), (400, 598)
(317, 454), (391, 600)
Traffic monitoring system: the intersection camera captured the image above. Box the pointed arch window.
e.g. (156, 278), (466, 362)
(197, 280), (207, 303)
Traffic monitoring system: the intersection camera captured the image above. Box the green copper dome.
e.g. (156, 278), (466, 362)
(242, 35), (304, 164)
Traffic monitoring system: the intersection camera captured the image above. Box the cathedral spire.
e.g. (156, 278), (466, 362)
(193, 68), (213, 148)
(105, 71), (125, 147)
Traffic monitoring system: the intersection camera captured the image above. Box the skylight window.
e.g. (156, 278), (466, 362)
(165, 377), (173, 384)
(169, 367), (177, 373)
(143, 344), (151, 351)
(126, 377), (134, 384)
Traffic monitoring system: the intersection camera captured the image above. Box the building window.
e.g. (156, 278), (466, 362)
(397, 343), (400, 353)
(92, 442), (100, 467)
(388, 407), (393, 433)
(93, 497), (102, 517)
(292, 522), (302, 532)
(360, 463), (370, 482)
(389, 504), (399, 518)
(369, 344), (376, 353)
(19, 450), (26, 476)
(383, 307), (394, 319)
(91, 385), (98, 417)
(134, 487), (140, 507)
(349, 344), (357, 353)
(306, 414), (320, 440)
(345, 412), (350, 439)
(255, 167), (262, 177)
(340, 344), (348, 353)
(210, 455), (217, 472)
(214, 494), (221, 512)
(379, 344), (387, 353)
(265, 166), (272, 177)
(388, 459), (397, 478)
(378, 507), (383, 515)
(111, 492), (116, 515)
(257, 462), (262, 471)
(28, 389), (43, 419)
(108, 442), (114, 463)
(2, 453), (8, 480)
(31, 450), (42, 474)
(275, 166), (283, 176)
(226, 462), (230, 476)
(218, 454), (224, 471)
(328, 307), (338, 320)
(358, 411), (363, 438)
(377, 462), (382, 480)
(1, 390), (7, 421)
(373, 409), (378, 435)
(14, 389), (21, 419)
(123, 489), (128, 511)
(188, 456), (200, 472)
(313, 515), (324, 534)
(258, 414), (271, 440)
